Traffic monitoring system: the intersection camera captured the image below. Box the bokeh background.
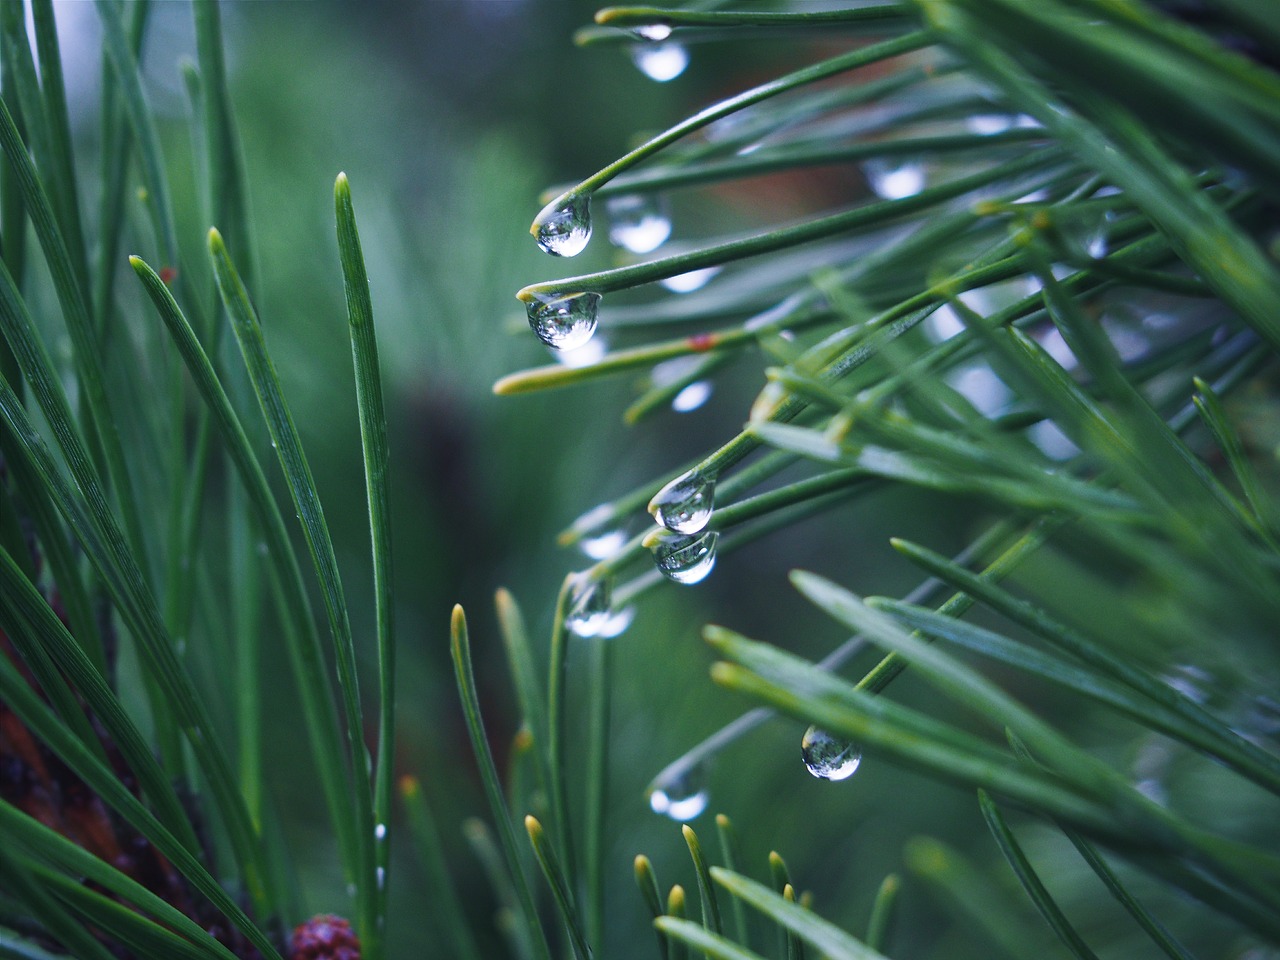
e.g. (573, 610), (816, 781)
(38, 3), (1228, 958)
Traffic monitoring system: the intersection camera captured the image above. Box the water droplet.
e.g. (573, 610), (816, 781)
(660, 266), (720, 294)
(534, 194), (592, 257)
(632, 22), (672, 42)
(376, 866), (386, 890)
(801, 726), (862, 781)
(672, 381), (713, 413)
(631, 42), (688, 82)
(648, 768), (708, 821)
(374, 823), (387, 841)
(650, 470), (715, 534)
(650, 529), (719, 585)
(864, 159), (925, 200)
(566, 575), (615, 638)
(966, 114), (1013, 135)
(526, 292), (601, 350)
(595, 604), (636, 639)
(606, 193), (672, 254)
(581, 527), (628, 561)
(346, 882), (357, 899)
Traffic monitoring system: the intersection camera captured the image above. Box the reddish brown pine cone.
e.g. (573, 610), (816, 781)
(290, 915), (361, 960)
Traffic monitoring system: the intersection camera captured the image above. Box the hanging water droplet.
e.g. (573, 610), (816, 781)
(566, 575), (615, 638)
(631, 42), (689, 82)
(376, 866), (386, 890)
(966, 113), (1014, 135)
(660, 266), (720, 293)
(606, 193), (672, 254)
(649, 529), (719, 585)
(864, 159), (926, 200)
(650, 470), (715, 534)
(534, 194), (592, 257)
(672, 381), (713, 413)
(648, 767), (708, 821)
(526, 291), (601, 350)
(631, 22), (672, 42)
(374, 823), (387, 841)
(596, 604), (636, 639)
(801, 726), (862, 781)
(581, 527), (628, 560)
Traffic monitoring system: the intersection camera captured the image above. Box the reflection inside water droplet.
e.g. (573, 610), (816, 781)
(526, 291), (601, 350)
(534, 194), (592, 257)
(648, 767), (708, 821)
(660, 266), (720, 293)
(606, 193), (672, 254)
(864, 159), (925, 200)
(631, 42), (688, 82)
(650, 529), (719, 584)
(650, 470), (715, 534)
(801, 726), (862, 781)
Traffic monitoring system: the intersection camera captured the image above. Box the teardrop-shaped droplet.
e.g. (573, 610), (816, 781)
(672, 381), (713, 413)
(631, 22), (672, 42)
(965, 113), (1014, 135)
(595, 604), (636, 639)
(648, 767), (708, 821)
(566, 575), (614, 638)
(631, 42), (688, 82)
(650, 470), (715, 534)
(580, 527), (628, 561)
(526, 292), (601, 350)
(660, 266), (720, 293)
(801, 726), (861, 781)
(864, 159), (925, 200)
(650, 529), (719, 585)
(534, 194), (592, 257)
(606, 193), (672, 254)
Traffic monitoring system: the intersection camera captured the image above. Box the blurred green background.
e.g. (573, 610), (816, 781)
(41, 3), (1264, 959)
